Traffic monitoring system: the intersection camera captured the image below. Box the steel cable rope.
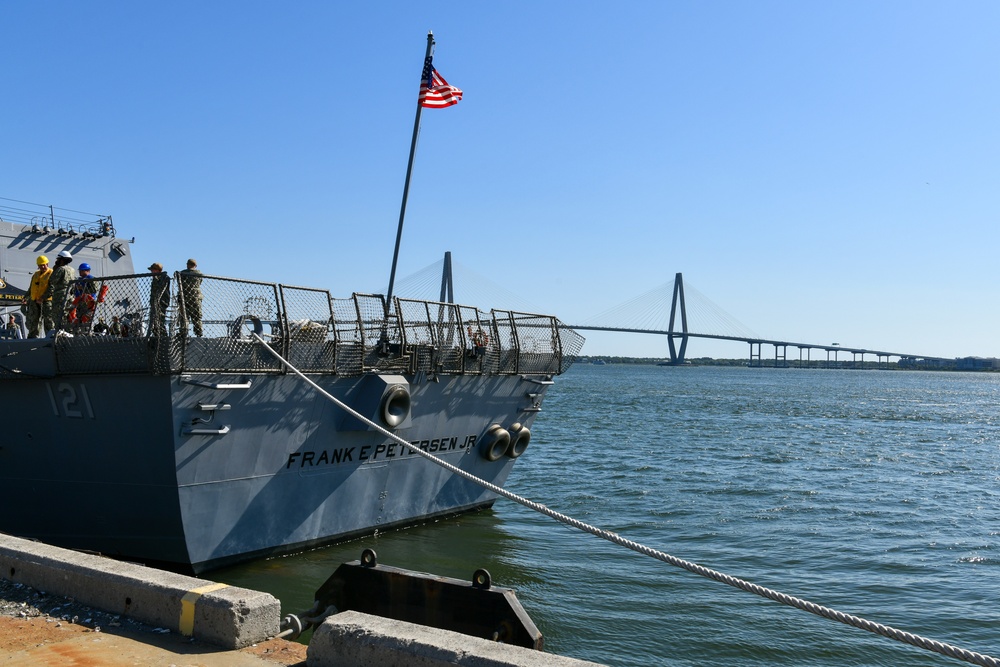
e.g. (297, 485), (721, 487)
(0, 195), (107, 218)
(631, 291), (670, 332)
(682, 283), (761, 340)
(0, 200), (106, 227)
(390, 263), (761, 341)
(251, 332), (1000, 667)
(580, 279), (763, 341)
(388, 261), (441, 301)
(389, 258), (545, 314)
(448, 259), (546, 314)
(580, 281), (673, 331)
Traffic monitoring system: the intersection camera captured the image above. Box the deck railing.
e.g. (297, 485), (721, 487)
(48, 273), (584, 377)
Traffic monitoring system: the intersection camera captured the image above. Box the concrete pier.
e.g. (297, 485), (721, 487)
(309, 610), (606, 667)
(1, 533), (609, 666)
(0, 532), (279, 648)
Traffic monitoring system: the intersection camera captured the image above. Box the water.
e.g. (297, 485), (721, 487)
(214, 365), (1000, 666)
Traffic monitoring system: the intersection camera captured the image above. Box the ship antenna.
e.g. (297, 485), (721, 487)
(385, 30), (436, 316)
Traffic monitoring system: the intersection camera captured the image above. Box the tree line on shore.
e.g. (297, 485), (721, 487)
(575, 356), (995, 371)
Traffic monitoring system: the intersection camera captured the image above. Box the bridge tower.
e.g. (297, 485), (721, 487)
(666, 272), (689, 365)
(439, 251), (454, 303)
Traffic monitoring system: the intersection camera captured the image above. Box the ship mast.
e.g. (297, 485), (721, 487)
(385, 31), (435, 315)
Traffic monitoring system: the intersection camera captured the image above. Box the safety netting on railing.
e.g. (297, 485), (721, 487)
(330, 297), (363, 375)
(173, 275), (284, 373)
(493, 310), (583, 375)
(353, 293), (408, 375)
(558, 322), (586, 370)
(460, 304), (499, 375)
(278, 285), (336, 372)
(395, 299), (493, 375)
(44, 273), (582, 377)
(53, 272), (169, 374)
(396, 298), (459, 374)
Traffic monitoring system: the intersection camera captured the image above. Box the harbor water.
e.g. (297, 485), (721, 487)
(215, 364), (1000, 666)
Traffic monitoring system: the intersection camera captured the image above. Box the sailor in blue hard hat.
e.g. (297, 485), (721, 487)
(70, 262), (99, 332)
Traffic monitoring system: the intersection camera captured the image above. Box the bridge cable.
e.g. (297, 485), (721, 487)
(251, 333), (1000, 667)
(389, 257), (545, 313)
(579, 278), (762, 340)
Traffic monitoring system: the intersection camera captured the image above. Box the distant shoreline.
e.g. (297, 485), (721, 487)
(576, 356), (999, 372)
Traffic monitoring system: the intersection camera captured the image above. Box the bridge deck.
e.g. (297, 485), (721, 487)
(568, 326), (946, 362)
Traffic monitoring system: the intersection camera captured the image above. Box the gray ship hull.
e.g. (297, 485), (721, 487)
(1, 365), (547, 572)
(0, 210), (584, 572)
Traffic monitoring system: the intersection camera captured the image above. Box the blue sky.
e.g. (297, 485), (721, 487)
(4, 1), (998, 359)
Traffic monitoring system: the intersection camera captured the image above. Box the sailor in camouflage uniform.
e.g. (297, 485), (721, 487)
(45, 250), (77, 329)
(147, 262), (170, 337)
(178, 258), (204, 337)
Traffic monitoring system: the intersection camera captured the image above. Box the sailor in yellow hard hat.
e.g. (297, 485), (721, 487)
(26, 255), (54, 338)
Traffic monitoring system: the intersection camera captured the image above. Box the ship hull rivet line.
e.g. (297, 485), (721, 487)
(249, 334), (1000, 667)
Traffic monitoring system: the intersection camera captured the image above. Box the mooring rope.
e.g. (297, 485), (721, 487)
(251, 334), (1000, 667)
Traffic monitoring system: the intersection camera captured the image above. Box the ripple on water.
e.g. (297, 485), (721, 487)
(216, 366), (1000, 667)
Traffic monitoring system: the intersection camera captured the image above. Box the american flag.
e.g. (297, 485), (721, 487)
(419, 55), (463, 109)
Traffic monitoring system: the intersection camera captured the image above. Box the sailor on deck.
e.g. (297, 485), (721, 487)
(26, 255), (53, 338)
(147, 262), (169, 337)
(46, 250), (76, 329)
(178, 258), (204, 337)
(5, 314), (23, 339)
(70, 263), (99, 332)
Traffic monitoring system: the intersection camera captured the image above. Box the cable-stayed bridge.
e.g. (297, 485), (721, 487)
(390, 255), (946, 367)
(570, 272), (947, 366)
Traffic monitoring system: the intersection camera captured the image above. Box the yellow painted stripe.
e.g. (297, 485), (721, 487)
(179, 583), (229, 636)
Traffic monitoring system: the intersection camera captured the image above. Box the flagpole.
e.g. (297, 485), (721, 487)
(385, 30), (435, 315)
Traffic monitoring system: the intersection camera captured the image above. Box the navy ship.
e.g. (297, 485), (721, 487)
(0, 199), (584, 572)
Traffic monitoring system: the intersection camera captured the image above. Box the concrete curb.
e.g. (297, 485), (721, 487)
(308, 610), (608, 667)
(0, 532), (279, 649)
